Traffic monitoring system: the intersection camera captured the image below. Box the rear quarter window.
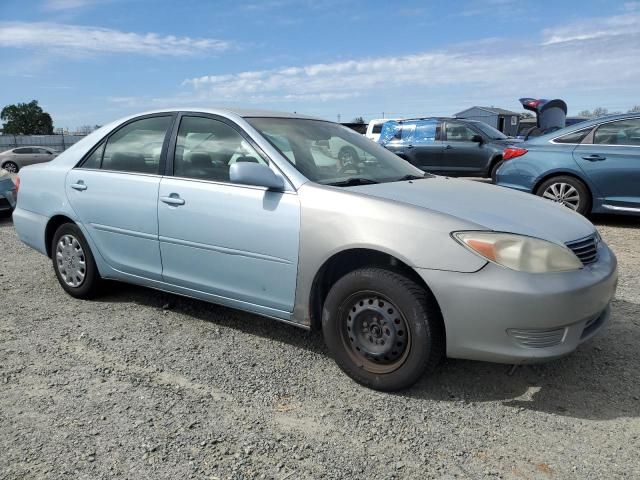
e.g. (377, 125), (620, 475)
(553, 128), (592, 144)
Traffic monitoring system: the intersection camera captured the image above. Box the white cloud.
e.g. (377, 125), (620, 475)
(0, 22), (232, 56)
(541, 12), (640, 44)
(178, 11), (640, 108)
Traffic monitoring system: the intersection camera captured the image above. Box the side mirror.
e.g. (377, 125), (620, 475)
(471, 134), (484, 144)
(229, 162), (285, 191)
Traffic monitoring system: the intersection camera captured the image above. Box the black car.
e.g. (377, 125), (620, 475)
(378, 117), (520, 180)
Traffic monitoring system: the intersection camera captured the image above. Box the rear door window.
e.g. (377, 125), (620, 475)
(414, 120), (438, 144)
(14, 147), (33, 154)
(101, 116), (172, 174)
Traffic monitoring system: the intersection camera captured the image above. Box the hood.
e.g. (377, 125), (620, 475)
(347, 177), (595, 244)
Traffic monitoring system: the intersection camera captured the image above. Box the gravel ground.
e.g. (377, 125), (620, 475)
(1, 212), (639, 480)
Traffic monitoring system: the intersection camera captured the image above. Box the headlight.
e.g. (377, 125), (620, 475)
(453, 232), (583, 273)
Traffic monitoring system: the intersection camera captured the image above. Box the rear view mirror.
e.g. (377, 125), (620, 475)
(229, 162), (285, 191)
(471, 134), (484, 143)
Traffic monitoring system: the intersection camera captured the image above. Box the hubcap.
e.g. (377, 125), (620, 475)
(342, 293), (410, 374)
(3, 163), (17, 173)
(55, 234), (86, 287)
(542, 182), (580, 210)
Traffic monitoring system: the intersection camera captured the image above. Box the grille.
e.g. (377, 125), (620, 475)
(507, 327), (567, 348)
(566, 234), (598, 265)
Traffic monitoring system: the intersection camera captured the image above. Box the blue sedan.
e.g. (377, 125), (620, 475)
(496, 114), (640, 216)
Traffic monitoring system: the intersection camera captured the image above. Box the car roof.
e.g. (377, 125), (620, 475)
(126, 107), (324, 121)
(525, 112), (640, 145)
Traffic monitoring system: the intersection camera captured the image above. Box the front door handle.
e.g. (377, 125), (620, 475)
(160, 194), (185, 206)
(445, 144), (453, 149)
(582, 154), (606, 162)
(70, 182), (87, 191)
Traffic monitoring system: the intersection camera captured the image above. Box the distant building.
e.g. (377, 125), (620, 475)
(454, 106), (520, 136)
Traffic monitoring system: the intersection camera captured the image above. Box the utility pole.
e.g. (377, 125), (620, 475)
(337, 113), (341, 123)
(382, 112), (385, 119)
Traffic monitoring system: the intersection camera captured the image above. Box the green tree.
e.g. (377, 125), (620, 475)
(628, 105), (640, 113)
(1, 100), (54, 135)
(351, 116), (365, 124)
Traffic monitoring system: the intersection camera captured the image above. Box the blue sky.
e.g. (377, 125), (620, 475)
(1, 0), (639, 129)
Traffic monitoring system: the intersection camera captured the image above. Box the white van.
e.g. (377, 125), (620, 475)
(366, 118), (400, 142)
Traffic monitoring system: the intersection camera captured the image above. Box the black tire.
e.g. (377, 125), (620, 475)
(338, 146), (359, 164)
(490, 159), (503, 183)
(322, 268), (444, 391)
(535, 175), (591, 216)
(51, 223), (102, 299)
(2, 161), (19, 174)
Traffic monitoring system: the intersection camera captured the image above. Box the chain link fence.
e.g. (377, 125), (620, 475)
(0, 134), (87, 153)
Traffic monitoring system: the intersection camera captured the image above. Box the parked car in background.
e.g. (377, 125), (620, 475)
(379, 117), (521, 181)
(496, 113), (640, 216)
(13, 108), (617, 391)
(365, 118), (399, 142)
(0, 169), (17, 216)
(0, 146), (58, 173)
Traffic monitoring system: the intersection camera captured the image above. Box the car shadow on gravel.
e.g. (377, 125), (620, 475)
(96, 281), (639, 421)
(405, 298), (640, 421)
(592, 213), (640, 228)
(95, 281), (328, 354)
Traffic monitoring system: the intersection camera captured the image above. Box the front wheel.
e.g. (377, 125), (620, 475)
(51, 223), (102, 298)
(535, 175), (591, 216)
(322, 268), (444, 391)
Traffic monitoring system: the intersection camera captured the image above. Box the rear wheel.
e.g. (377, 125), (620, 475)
(2, 161), (18, 173)
(322, 268), (444, 391)
(490, 159), (503, 183)
(51, 223), (102, 298)
(338, 146), (359, 164)
(535, 175), (591, 215)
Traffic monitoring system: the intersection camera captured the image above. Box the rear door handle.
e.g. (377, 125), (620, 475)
(70, 182), (87, 191)
(445, 144), (453, 149)
(160, 194), (185, 206)
(582, 154), (606, 161)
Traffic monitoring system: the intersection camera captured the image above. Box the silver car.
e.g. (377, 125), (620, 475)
(0, 146), (58, 173)
(12, 109), (618, 391)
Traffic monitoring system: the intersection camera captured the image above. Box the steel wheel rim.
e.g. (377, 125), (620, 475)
(542, 182), (580, 210)
(339, 150), (356, 163)
(3, 163), (17, 173)
(340, 291), (411, 375)
(55, 234), (86, 287)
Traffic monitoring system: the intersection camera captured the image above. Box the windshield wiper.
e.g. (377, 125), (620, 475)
(393, 174), (427, 182)
(325, 177), (380, 187)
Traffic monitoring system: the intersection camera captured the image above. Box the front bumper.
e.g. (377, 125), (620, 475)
(418, 242), (618, 364)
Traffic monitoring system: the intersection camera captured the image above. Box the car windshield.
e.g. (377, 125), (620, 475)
(246, 117), (429, 185)
(472, 122), (508, 140)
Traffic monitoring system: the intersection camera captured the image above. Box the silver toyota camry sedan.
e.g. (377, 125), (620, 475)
(12, 109), (618, 391)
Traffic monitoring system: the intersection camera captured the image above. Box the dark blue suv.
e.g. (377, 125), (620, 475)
(378, 118), (520, 181)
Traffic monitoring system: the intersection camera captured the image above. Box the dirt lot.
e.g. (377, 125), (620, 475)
(1, 212), (639, 480)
